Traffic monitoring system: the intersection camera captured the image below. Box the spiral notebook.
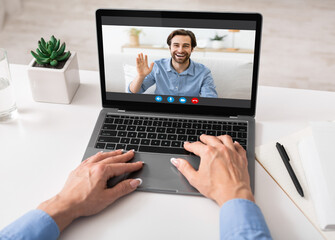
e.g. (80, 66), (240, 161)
(255, 123), (335, 240)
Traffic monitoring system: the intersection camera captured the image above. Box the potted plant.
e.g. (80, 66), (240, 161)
(210, 33), (227, 49)
(27, 35), (80, 104)
(128, 28), (142, 47)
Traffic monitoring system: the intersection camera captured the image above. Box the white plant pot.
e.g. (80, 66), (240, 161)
(211, 40), (224, 49)
(27, 51), (80, 104)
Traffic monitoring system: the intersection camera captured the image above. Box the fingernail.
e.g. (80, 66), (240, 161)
(130, 178), (142, 188)
(128, 149), (135, 152)
(170, 158), (179, 167)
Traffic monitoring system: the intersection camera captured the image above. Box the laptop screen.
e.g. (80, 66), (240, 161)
(96, 10), (262, 116)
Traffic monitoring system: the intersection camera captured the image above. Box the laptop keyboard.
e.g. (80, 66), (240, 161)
(95, 113), (248, 154)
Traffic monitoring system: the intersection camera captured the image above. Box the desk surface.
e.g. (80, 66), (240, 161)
(1, 64), (334, 239)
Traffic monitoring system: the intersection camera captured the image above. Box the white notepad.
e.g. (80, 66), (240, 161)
(299, 122), (335, 231)
(255, 124), (335, 239)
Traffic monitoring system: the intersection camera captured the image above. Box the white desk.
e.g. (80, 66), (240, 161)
(1, 64), (333, 239)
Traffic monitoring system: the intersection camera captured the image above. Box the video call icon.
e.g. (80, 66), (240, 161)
(155, 96), (163, 102)
(167, 96), (174, 103)
(179, 97), (187, 104)
(191, 98), (199, 104)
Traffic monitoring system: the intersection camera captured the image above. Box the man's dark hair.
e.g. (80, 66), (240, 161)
(167, 29), (197, 49)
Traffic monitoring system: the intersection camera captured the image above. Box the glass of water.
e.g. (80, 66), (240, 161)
(0, 49), (17, 121)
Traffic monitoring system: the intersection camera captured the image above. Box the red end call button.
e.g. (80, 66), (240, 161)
(191, 98), (199, 104)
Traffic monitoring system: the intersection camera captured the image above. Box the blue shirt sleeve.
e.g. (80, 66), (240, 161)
(0, 209), (60, 240)
(220, 199), (272, 240)
(199, 69), (218, 98)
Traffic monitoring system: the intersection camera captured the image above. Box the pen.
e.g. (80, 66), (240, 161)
(276, 142), (304, 197)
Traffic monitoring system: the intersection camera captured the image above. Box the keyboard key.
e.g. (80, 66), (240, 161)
(100, 130), (117, 136)
(120, 138), (130, 144)
(178, 135), (187, 141)
(133, 120), (143, 125)
(114, 119), (124, 124)
(157, 134), (167, 140)
(104, 118), (114, 123)
(127, 132), (137, 138)
(166, 128), (176, 134)
(167, 134), (177, 140)
(196, 129), (206, 135)
(162, 122), (172, 127)
(187, 135), (198, 142)
(117, 125), (127, 130)
(139, 146), (188, 155)
(106, 143), (116, 150)
(136, 126), (146, 131)
(186, 129), (196, 135)
(203, 124), (212, 130)
(157, 127), (166, 133)
(182, 123), (192, 128)
(137, 132), (147, 138)
(103, 124), (117, 130)
(172, 122), (182, 128)
(130, 138), (140, 144)
(148, 133), (157, 139)
(233, 126), (247, 132)
(127, 125), (136, 131)
(206, 130), (216, 136)
(151, 140), (161, 146)
(192, 123), (202, 129)
(140, 139), (150, 145)
(98, 137), (120, 143)
(236, 139), (247, 145)
(238, 132), (247, 139)
(222, 125), (232, 131)
(125, 144), (139, 151)
(161, 140), (171, 147)
(147, 126), (156, 132)
(95, 142), (106, 149)
(171, 141), (182, 147)
(116, 144), (126, 149)
(123, 119), (133, 125)
(176, 129), (186, 134)
(153, 121), (162, 127)
(117, 131), (127, 137)
(213, 125), (221, 130)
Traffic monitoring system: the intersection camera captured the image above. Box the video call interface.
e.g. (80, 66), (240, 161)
(101, 16), (257, 108)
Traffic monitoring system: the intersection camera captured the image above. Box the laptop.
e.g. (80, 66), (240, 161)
(83, 9), (262, 195)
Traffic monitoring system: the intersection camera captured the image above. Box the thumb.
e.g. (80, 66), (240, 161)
(170, 158), (197, 186)
(104, 178), (142, 204)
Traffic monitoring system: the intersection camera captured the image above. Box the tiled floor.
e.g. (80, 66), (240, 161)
(1, 0), (335, 91)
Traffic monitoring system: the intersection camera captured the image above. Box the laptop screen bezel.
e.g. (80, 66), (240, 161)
(96, 9), (262, 117)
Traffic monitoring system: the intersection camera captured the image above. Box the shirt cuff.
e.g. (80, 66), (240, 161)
(220, 199), (272, 240)
(0, 209), (60, 240)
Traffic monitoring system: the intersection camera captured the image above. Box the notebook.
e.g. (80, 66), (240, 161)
(255, 124), (335, 239)
(82, 9), (263, 196)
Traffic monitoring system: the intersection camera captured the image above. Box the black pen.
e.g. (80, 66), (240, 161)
(276, 142), (304, 197)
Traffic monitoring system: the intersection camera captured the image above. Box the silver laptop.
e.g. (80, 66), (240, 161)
(83, 9), (262, 195)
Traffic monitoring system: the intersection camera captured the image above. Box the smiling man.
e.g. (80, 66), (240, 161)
(128, 29), (218, 98)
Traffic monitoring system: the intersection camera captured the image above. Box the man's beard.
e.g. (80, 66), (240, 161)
(171, 52), (190, 64)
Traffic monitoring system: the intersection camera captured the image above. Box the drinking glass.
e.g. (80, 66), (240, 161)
(0, 49), (17, 121)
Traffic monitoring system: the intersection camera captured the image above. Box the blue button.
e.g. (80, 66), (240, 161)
(167, 96), (175, 103)
(179, 97), (187, 103)
(155, 96), (162, 102)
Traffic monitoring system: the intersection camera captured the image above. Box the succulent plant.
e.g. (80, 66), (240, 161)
(210, 33), (227, 41)
(31, 35), (71, 67)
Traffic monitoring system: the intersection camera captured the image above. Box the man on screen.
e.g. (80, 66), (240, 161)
(128, 29), (218, 98)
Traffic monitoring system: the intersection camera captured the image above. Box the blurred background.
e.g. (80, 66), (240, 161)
(0, 0), (334, 92)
